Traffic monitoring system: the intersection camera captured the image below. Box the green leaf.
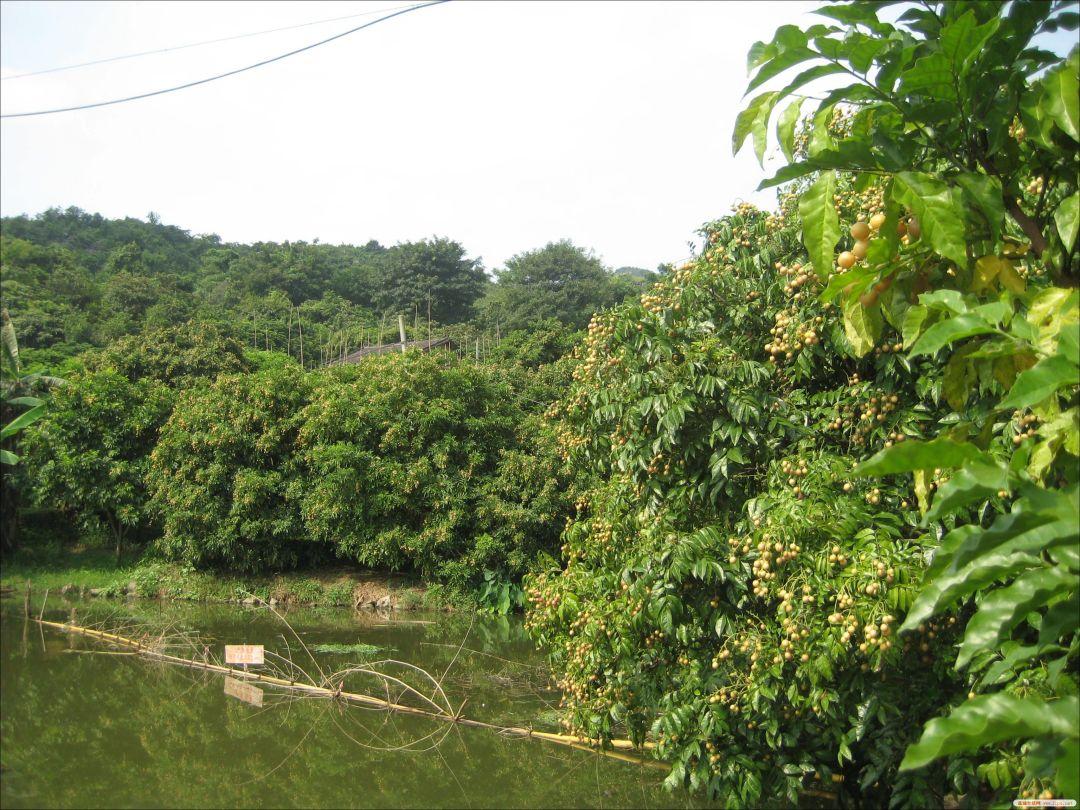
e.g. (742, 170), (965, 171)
(940, 11), (1000, 75)
(1056, 738), (1080, 800)
(942, 345), (977, 410)
(808, 102), (835, 157)
(842, 294), (882, 357)
(909, 313), (999, 358)
(902, 305), (929, 348)
(955, 174), (1005, 243)
(891, 172), (968, 267)
(775, 63), (849, 101)
(0, 403), (45, 440)
(776, 97), (805, 163)
(747, 47), (816, 94)
(900, 694), (1078, 771)
(902, 494), (1078, 630)
(733, 91), (780, 165)
(1054, 192), (1079, 253)
(0, 308), (20, 375)
(822, 264), (877, 303)
(998, 354), (1079, 411)
(899, 53), (957, 102)
(799, 171), (840, 280)
(854, 438), (990, 477)
(733, 91), (779, 156)
(0, 448), (19, 466)
(918, 289), (968, 315)
(955, 566), (1076, 669)
(926, 460), (1009, 523)
(1040, 49), (1080, 141)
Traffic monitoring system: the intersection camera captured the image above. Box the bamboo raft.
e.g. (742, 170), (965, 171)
(35, 618), (663, 769)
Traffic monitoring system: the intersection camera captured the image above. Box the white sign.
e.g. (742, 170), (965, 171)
(224, 644), (264, 666)
(223, 676), (264, 707)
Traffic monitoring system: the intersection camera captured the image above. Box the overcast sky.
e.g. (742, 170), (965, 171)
(1, 1), (847, 270)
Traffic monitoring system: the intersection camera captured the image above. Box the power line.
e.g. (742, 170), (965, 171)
(0, 0), (448, 120)
(1, 3), (419, 82)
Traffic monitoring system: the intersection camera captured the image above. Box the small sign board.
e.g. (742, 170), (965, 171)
(224, 676), (264, 707)
(224, 644), (264, 666)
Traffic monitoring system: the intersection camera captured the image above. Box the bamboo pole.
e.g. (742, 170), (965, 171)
(297, 309), (305, 369)
(36, 619), (660, 766)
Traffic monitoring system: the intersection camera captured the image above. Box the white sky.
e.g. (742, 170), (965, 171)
(2, 1), (823, 271)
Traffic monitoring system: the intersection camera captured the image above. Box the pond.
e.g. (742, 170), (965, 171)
(0, 596), (715, 809)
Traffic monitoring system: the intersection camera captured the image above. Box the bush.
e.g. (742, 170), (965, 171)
(21, 369), (174, 561)
(295, 352), (572, 591)
(83, 322), (250, 385)
(148, 364), (315, 572)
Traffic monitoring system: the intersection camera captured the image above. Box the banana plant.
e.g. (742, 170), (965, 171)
(1, 307), (59, 465)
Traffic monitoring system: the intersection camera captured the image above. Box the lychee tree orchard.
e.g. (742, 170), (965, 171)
(526, 1), (1078, 806)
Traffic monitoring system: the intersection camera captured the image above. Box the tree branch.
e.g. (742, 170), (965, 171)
(1004, 196), (1048, 258)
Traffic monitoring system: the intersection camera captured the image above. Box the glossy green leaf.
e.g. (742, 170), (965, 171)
(955, 566), (1076, 668)
(1054, 191), (1079, 253)
(746, 47), (816, 94)
(926, 459), (1010, 523)
(997, 354), (1079, 411)
(909, 314), (999, 358)
(954, 174), (1005, 243)
(854, 438), (991, 477)
(842, 294), (881, 357)
(900, 694), (1078, 771)
(776, 97), (805, 162)
(0, 403), (45, 440)
(898, 53), (957, 102)
(891, 172), (968, 268)
(902, 305), (928, 348)
(799, 171), (840, 279)
(1056, 738), (1080, 800)
(733, 91), (780, 158)
(940, 11), (1001, 75)
(1040, 49), (1080, 141)
(901, 515), (1077, 631)
(0, 448), (19, 466)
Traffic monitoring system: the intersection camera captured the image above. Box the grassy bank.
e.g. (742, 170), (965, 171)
(0, 546), (433, 610)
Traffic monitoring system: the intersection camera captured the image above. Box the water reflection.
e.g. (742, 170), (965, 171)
(1, 598), (712, 809)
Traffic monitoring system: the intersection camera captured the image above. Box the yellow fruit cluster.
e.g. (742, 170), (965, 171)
(765, 305), (822, 363)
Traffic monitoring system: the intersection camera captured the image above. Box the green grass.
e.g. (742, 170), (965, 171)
(311, 643), (393, 656)
(0, 546), (131, 593)
(0, 546), (432, 610)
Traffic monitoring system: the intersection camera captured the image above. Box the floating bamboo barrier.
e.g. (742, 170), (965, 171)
(36, 618), (663, 769)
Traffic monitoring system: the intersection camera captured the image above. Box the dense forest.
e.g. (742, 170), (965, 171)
(1, 1), (1078, 807)
(0, 206), (651, 369)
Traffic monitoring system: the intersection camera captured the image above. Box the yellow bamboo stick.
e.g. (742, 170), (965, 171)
(38, 619), (662, 767)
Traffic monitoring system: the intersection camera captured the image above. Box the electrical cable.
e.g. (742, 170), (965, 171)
(0, 3), (419, 82)
(0, 0), (448, 120)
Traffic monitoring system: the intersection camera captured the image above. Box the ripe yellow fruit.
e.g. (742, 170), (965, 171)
(850, 222), (871, 241)
(869, 212), (886, 231)
(837, 251), (857, 269)
(852, 240), (869, 260)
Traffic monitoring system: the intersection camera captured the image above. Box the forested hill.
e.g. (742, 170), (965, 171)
(0, 206), (650, 367)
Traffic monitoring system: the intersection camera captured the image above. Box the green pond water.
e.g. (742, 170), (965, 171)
(0, 597), (714, 809)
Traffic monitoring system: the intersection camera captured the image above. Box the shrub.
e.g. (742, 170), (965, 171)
(295, 352), (572, 591)
(148, 364), (315, 572)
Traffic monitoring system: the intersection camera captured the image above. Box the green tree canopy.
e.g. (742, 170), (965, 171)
(480, 240), (638, 332)
(374, 238), (487, 324)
